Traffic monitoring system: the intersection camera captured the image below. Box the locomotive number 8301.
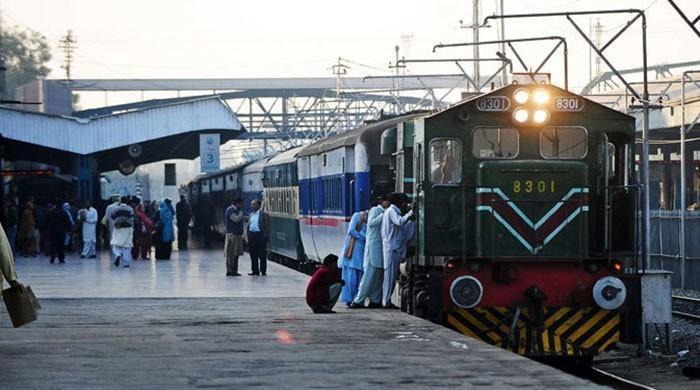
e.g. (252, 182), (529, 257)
(512, 179), (556, 193)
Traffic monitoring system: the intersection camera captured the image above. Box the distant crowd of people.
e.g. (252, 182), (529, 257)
(306, 192), (414, 314)
(0, 194), (193, 266)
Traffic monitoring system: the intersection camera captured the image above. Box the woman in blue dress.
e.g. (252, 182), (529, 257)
(339, 211), (367, 305)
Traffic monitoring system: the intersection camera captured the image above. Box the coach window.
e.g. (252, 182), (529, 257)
(472, 127), (519, 159)
(540, 127), (587, 159)
(429, 139), (462, 185)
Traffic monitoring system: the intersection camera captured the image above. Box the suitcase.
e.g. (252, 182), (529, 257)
(2, 283), (38, 327)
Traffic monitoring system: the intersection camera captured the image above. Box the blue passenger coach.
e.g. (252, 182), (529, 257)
(297, 115), (420, 262)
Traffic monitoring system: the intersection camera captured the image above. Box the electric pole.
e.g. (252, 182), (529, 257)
(388, 45), (406, 114)
(472, 0), (480, 92)
(331, 57), (348, 132)
(0, 8), (6, 100)
(594, 18), (603, 92)
(58, 29), (77, 81)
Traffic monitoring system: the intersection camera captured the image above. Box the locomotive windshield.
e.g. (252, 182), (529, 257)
(429, 139), (462, 184)
(472, 127), (518, 159)
(540, 127), (587, 159)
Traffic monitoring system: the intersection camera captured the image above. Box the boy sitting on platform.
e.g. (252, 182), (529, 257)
(305, 254), (344, 314)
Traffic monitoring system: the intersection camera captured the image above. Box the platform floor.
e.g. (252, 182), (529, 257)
(0, 250), (603, 389)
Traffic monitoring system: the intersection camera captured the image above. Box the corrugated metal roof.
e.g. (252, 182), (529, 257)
(0, 97), (242, 155)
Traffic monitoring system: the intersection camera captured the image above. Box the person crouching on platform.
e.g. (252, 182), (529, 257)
(111, 197), (135, 268)
(339, 210), (366, 306)
(305, 254), (345, 314)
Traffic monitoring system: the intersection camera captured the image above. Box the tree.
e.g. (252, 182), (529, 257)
(0, 20), (52, 99)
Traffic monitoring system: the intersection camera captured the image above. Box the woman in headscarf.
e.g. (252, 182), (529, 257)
(154, 198), (175, 260)
(18, 202), (37, 257)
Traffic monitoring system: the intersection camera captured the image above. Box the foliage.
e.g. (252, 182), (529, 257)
(0, 22), (52, 98)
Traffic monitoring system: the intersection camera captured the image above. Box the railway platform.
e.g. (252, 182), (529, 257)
(0, 249), (603, 389)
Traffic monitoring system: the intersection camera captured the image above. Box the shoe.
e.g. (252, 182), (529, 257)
(89, 255), (97, 259)
(261, 273), (267, 276)
(383, 303), (399, 310)
(348, 302), (365, 309)
(123, 265), (130, 268)
(59, 260), (65, 264)
(114, 255), (121, 267)
(248, 272), (260, 276)
(367, 302), (382, 309)
(50, 258), (55, 264)
(233, 273), (242, 276)
(226, 272), (235, 276)
(80, 255), (85, 259)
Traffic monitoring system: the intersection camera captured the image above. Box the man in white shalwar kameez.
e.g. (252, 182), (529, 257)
(350, 195), (389, 309)
(80, 201), (98, 258)
(381, 193), (413, 308)
(110, 197), (135, 268)
(102, 195), (120, 254)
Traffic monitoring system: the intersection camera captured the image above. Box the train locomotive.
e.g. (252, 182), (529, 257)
(188, 81), (640, 359)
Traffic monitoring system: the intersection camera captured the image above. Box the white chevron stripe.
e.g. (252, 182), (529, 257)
(476, 187), (589, 254)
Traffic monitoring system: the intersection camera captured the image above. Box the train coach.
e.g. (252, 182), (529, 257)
(385, 82), (641, 359)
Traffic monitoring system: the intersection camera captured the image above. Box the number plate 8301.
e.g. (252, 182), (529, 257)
(512, 180), (556, 193)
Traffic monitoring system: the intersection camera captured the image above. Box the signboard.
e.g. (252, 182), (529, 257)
(199, 134), (220, 173)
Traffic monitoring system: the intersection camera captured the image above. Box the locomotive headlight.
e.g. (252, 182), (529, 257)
(533, 88), (550, 105)
(512, 107), (529, 123)
(592, 276), (627, 310)
(533, 109), (549, 124)
(450, 276), (484, 309)
(513, 88), (529, 104)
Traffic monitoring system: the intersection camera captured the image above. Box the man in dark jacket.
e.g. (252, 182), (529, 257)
(175, 195), (192, 250)
(47, 202), (72, 264)
(305, 254), (344, 313)
(246, 199), (270, 276)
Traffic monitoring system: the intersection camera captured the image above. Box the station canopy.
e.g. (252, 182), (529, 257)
(0, 97), (244, 172)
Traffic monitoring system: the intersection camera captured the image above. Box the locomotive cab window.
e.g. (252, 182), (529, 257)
(429, 139), (462, 184)
(540, 127), (587, 159)
(472, 127), (519, 159)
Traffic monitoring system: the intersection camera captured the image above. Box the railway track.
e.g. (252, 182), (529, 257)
(588, 367), (656, 390)
(672, 295), (700, 322)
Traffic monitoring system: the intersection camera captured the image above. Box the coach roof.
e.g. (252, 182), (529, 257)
(297, 112), (426, 157)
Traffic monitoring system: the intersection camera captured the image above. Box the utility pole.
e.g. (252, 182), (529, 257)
(0, 8), (6, 100)
(499, 0), (506, 86)
(331, 57), (348, 132)
(58, 29), (77, 81)
(388, 45), (405, 114)
(472, 0), (480, 92)
(594, 18), (603, 92)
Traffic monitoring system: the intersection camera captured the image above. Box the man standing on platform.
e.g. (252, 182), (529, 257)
(224, 198), (244, 276)
(111, 197), (135, 268)
(381, 192), (413, 309)
(47, 202), (71, 264)
(246, 199), (269, 276)
(176, 195), (192, 250)
(102, 195), (120, 254)
(79, 200), (98, 258)
(350, 195), (389, 309)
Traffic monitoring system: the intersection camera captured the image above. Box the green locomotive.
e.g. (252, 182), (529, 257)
(386, 83), (639, 357)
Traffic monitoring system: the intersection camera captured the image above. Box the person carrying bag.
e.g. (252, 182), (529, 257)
(1, 223), (39, 327)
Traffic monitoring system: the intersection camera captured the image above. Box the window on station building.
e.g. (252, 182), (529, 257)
(540, 127), (587, 159)
(430, 138), (462, 185)
(472, 127), (519, 159)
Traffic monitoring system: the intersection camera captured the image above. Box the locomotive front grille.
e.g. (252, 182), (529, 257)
(446, 306), (619, 357)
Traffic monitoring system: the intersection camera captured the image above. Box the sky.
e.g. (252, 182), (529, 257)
(0, 0), (698, 103)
